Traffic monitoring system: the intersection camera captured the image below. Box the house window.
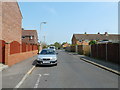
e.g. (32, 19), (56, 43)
(29, 36), (33, 40)
(22, 36), (25, 39)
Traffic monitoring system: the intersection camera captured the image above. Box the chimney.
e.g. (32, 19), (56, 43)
(84, 32), (87, 34)
(98, 32), (100, 34)
(105, 32), (108, 36)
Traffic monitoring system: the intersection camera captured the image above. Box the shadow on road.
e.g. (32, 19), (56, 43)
(32, 60), (56, 67)
(32, 60), (37, 66)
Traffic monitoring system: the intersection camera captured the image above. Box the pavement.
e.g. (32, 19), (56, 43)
(2, 50), (120, 88)
(67, 52), (120, 75)
(2, 55), (37, 88)
(0, 63), (8, 72)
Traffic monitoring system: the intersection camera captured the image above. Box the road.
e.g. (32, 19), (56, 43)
(16, 50), (118, 88)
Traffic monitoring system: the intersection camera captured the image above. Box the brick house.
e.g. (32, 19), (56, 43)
(72, 32), (119, 45)
(1, 2), (22, 43)
(22, 30), (38, 44)
(0, 1), (22, 63)
(0, 1), (39, 66)
(62, 43), (70, 48)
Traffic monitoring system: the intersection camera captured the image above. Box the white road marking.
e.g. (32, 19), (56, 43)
(43, 73), (49, 76)
(34, 74), (41, 88)
(15, 66), (36, 88)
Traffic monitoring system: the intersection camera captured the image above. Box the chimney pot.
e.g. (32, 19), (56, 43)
(98, 32), (100, 34)
(105, 32), (108, 36)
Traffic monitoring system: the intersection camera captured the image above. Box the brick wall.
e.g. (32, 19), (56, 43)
(2, 2), (22, 43)
(7, 50), (38, 66)
(0, 1), (2, 40)
(5, 42), (38, 66)
(72, 35), (77, 45)
(0, 40), (5, 63)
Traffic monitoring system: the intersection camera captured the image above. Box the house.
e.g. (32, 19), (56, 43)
(72, 32), (119, 45)
(22, 30), (38, 44)
(1, 1), (22, 43)
(0, 1), (39, 66)
(0, 1), (22, 63)
(62, 43), (70, 48)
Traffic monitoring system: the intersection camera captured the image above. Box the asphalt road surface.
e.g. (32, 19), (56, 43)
(18, 50), (119, 88)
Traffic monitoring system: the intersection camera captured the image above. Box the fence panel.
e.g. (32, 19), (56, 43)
(65, 47), (71, 52)
(30, 44), (32, 51)
(10, 41), (20, 54)
(71, 46), (75, 52)
(0, 40), (5, 63)
(22, 42), (26, 52)
(97, 44), (106, 60)
(107, 43), (119, 63)
(78, 45), (83, 54)
(32, 44), (37, 50)
(28, 44), (31, 51)
(35, 45), (38, 50)
(83, 45), (90, 56)
(91, 44), (97, 58)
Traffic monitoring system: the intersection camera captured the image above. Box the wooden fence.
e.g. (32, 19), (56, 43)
(91, 43), (119, 63)
(65, 43), (119, 64)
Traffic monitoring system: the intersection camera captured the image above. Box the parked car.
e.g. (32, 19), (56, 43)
(48, 46), (56, 51)
(36, 49), (57, 66)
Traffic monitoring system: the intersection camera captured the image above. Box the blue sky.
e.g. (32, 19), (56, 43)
(18, 2), (118, 44)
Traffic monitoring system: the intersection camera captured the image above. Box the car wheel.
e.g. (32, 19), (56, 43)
(35, 64), (39, 67)
(55, 63), (57, 66)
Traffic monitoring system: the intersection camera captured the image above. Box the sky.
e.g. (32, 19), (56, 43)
(18, 2), (118, 44)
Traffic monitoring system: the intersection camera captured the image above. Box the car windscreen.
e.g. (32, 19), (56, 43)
(40, 50), (55, 54)
(50, 47), (55, 49)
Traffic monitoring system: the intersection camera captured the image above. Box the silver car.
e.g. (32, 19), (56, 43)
(36, 49), (57, 66)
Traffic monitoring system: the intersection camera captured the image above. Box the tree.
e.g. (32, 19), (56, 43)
(54, 42), (61, 49)
(89, 40), (97, 45)
(62, 42), (67, 45)
(41, 42), (47, 49)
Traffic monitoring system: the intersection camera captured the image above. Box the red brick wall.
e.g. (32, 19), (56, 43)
(72, 36), (77, 45)
(10, 41), (20, 54)
(8, 50), (38, 66)
(22, 42), (27, 52)
(0, 2), (2, 40)
(5, 43), (38, 66)
(0, 40), (5, 63)
(2, 2), (22, 43)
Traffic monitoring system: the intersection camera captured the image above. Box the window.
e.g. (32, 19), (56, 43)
(29, 36), (33, 40)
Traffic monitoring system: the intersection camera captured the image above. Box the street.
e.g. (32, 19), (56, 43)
(3, 50), (118, 88)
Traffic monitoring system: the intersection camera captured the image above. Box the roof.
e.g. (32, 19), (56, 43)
(22, 30), (38, 36)
(73, 34), (119, 41)
(16, 2), (23, 19)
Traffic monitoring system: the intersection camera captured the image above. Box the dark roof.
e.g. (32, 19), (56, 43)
(73, 34), (119, 41)
(22, 30), (38, 36)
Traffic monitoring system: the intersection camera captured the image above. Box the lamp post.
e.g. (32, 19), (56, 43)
(40, 22), (47, 44)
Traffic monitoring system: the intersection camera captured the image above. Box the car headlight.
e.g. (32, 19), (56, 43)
(37, 58), (42, 61)
(52, 57), (57, 60)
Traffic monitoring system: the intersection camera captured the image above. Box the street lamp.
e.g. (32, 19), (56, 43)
(40, 22), (47, 44)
